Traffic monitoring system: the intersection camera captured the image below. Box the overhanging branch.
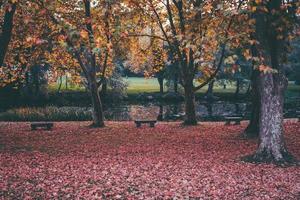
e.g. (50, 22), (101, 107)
(193, 0), (245, 92)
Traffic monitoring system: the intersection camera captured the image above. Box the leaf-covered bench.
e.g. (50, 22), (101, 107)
(134, 120), (157, 128)
(31, 122), (54, 130)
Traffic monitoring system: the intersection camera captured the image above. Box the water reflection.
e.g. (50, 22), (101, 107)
(103, 102), (248, 121)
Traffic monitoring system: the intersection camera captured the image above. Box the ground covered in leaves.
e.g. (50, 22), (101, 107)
(0, 121), (299, 199)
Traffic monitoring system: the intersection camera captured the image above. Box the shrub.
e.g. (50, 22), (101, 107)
(0, 106), (92, 122)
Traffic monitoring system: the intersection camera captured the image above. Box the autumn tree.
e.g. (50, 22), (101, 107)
(35, 0), (119, 127)
(125, 0), (246, 125)
(243, 0), (300, 164)
(0, 0), (53, 94)
(125, 27), (166, 95)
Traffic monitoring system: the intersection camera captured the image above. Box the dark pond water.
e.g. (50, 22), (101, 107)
(103, 103), (247, 121)
(101, 101), (299, 121)
(1, 100), (299, 122)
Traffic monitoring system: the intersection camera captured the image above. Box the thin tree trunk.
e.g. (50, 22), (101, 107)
(206, 103), (212, 118)
(100, 79), (107, 99)
(205, 80), (215, 100)
(235, 78), (240, 98)
(25, 71), (32, 96)
(174, 72), (178, 93)
(158, 76), (164, 95)
(243, 73), (294, 164)
(65, 75), (68, 90)
(33, 67), (40, 96)
(57, 76), (63, 93)
(0, 3), (17, 67)
(235, 103), (241, 115)
(157, 104), (163, 121)
(183, 81), (197, 125)
(245, 82), (251, 97)
(244, 98), (259, 138)
(243, 70), (260, 138)
(89, 77), (105, 127)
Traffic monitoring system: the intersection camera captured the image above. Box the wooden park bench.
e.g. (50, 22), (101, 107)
(224, 116), (242, 125)
(31, 122), (54, 130)
(134, 120), (157, 128)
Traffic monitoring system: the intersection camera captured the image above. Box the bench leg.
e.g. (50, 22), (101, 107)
(150, 123), (155, 128)
(235, 121), (241, 125)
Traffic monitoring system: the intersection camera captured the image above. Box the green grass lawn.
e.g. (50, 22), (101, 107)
(49, 77), (300, 96)
(125, 77), (242, 94)
(49, 77), (245, 94)
(125, 77), (167, 93)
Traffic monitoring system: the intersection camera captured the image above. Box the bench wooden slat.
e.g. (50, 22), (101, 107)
(134, 120), (157, 128)
(31, 122), (53, 130)
(224, 117), (242, 120)
(224, 116), (242, 126)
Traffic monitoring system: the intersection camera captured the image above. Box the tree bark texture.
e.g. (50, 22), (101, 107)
(243, 0), (296, 164)
(244, 73), (294, 164)
(183, 80), (197, 125)
(89, 76), (105, 127)
(0, 3), (16, 67)
(243, 70), (260, 138)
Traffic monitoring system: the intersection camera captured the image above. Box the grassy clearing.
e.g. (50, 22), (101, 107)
(126, 78), (300, 95)
(49, 77), (300, 96)
(48, 83), (86, 93)
(125, 77), (241, 94)
(125, 77), (167, 93)
(49, 77), (247, 94)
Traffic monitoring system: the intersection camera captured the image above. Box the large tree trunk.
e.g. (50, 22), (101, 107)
(244, 0), (296, 164)
(183, 81), (197, 125)
(89, 77), (105, 127)
(243, 70), (260, 138)
(0, 3), (17, 68)
(244, 73), (294, 164)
